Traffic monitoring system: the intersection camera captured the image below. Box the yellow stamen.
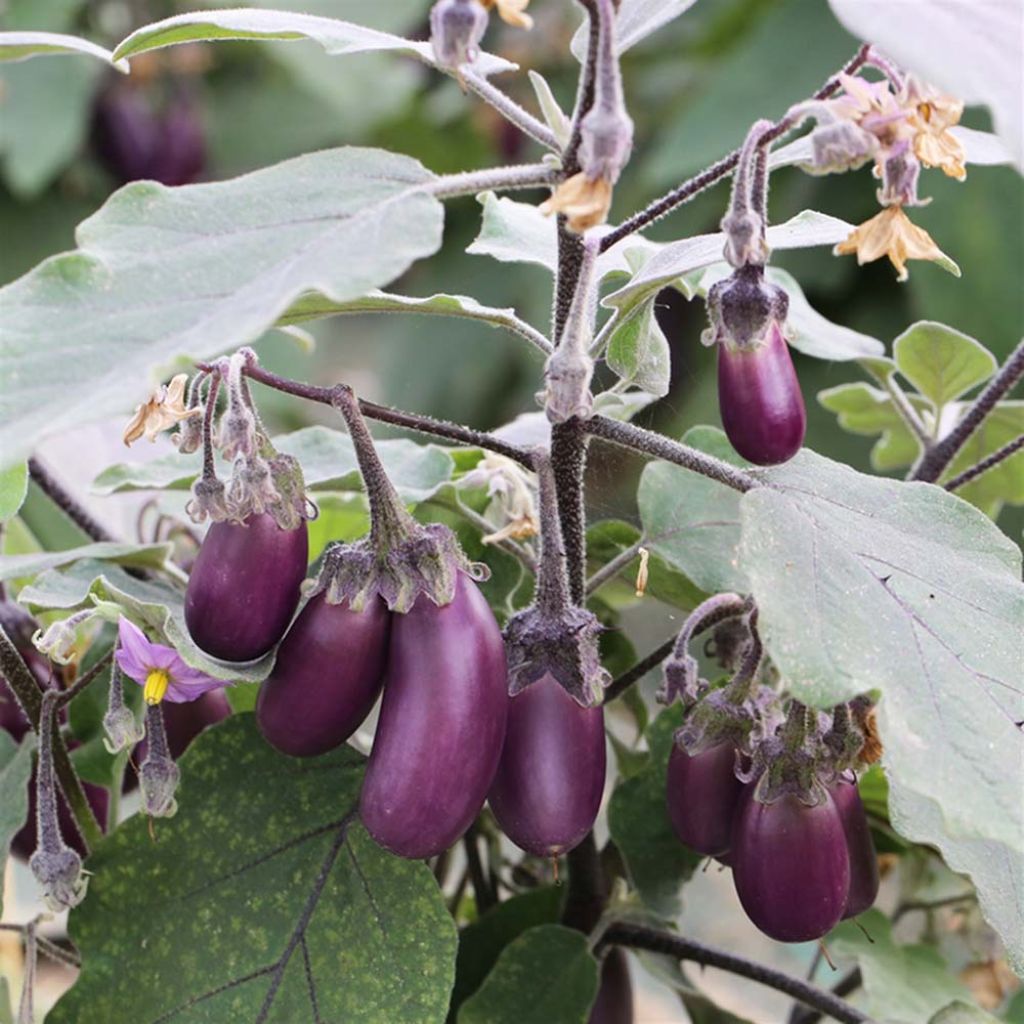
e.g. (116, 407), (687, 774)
(144, 669), (170, 705)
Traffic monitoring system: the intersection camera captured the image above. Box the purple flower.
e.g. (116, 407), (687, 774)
(114, 617), (232, 705)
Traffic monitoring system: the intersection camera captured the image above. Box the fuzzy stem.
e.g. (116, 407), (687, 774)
(729, 119), (773, 220)
(532, 450), (573, 617)
(200, 371), (222, 480)
(56, 650), (113, 707)
(549, 421), (590, 605)
(585, 415), (760, 492)
(591, 0), (625, 116)
(461, 70), (560, 151)
(602, 922), (870, 1024)
(144, 702), (171, 762)
(563, 1), (602, 175)
(944, 432), (1024, 491)
(598, 45), (871, 250)
(913, 338), (1024, 482)
(17, 919), (36, 1024)
(431, 163), (557, 199)
(883, 374), (932, 450)
(585, 536), (645, 595)
(603, 635), (676, 703)
(672, 593), (751, 659)
(27, 458), (113, 543)
(35, 690), (64, 854)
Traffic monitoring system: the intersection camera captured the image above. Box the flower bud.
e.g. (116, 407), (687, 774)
(29, 845), (88, 912)
(806, 120), (878, 174)
(32, 610), (96, 666)
(139, 704), (180, 818)
(578, 105), (634, 186)
(430, 0), (488, 69)
(186, 474), (231, 524)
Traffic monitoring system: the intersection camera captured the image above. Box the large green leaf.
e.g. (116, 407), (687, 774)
(0, 30), (126, 67)
(943, 401), (1024, 516)
(0, 731), (34, 908)
(607, 704), (701, 918)
(457, 925), (599, 1024)
(50, 715), (456, 1023)
(0, 147), (444, 470)
(0, 541), (172, 582)
(893, 322), (996, 409)
(0, 463), (27, 523)
(112, 8), (514, 77)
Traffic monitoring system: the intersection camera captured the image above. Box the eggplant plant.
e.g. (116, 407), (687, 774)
(0, 1), (1021, 1022)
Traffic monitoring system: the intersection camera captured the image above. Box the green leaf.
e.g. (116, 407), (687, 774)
(527, 71), (570, 147)
(0, 730), (34, 905)
(17, 559), (274, 683)
(894, 322), (997, 409)
(50, 715), (456, 1024)
(112, 7), (515, 77)
(94, 426), (459, 505)
(0, 30), (126, 68)
(607, 704), (701, 918)
(0, 463), (27, 522)
(605, 298), (671, 396)
(0, 147), (444, 470)
(638, 426), (748, 593)
(0, 541), (172, 582)
(590, 389), (661, 422)
(829, 910), (973, 1024)
(450, 887), (563, 1016)
(929, 1002), (1001, 1024)
(571, 0), (700, 58)
(943, 401), (1024, 516)
(457, 925), (599, 1024)
(736, 452), (1024, 967)
(817, 382), (928, 471)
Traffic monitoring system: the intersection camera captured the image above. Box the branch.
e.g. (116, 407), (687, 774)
(461, 70), (560, 151)
(789, 970), (864, 1024)
(913, 338), (1024, 482)
(562, 832), (607, 933)
(431, 162), (557, 199)
(585, 415), (761, 493)
(943, 432), (1024, 492)
(585, 536), (645, 595)
(598, 45), (871, 250)
(602, 635), (675, 703)
(27, 458), (114, 542)
(223, 363), (536, 469)
(601, 922), (870, 1024)
(882, 374), (932, 450)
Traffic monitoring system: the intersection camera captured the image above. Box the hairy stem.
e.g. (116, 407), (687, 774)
(789, 970), (864, 1024)
(943, 432), (1024, 492)
(603, 635), (676, 703)
(461, 70), (560, 151)
(432, 162), (557, 199)
(532, 450), (573, 617)
(602, 922), (870, 1024)
(27, 458), (113, 543)
(882, 373), (932, 450)
(913, 338), (1024, 482)
(562, 832), (607, 932)
(585, 537), (646, 595)
(550, 420), (590, 605)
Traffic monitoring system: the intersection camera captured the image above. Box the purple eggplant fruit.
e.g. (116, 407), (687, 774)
(717, 321), (806, 466)
(588, 947), (633, 1024)
(256, 593), (390, 757)
(488, 673), (605, 857)
(732, 788), (850, 942)
(360, 574), (507, 859)
(665, 740), (745, 858)
(185, 513), (308, 663)
(831, 777), (880, 919)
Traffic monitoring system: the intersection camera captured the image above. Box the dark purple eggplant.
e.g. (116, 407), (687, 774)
(185, 513), (308, 663)
(665, 740), (745, 858)
(717, 321), (806, 466)
(360, 574), (507, 859)
(488, 673), (605, 857)
(588, 947), (633, 1024)
(831, 777), (880, 919)
(256, 593), (390, 757)
(732, 788), (850, 942)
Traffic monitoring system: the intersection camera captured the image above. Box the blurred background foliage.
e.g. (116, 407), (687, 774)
(1, 0), (1022, 535)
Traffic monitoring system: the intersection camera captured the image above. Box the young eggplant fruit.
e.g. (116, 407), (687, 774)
(831, 777), (880, 919)
(717, 321), (806, 466)
(665, 740), (745, 858)
(256, 593), (390, 757)
(185, 513), (308, 662)
(488, 673), (606, 857)
(732, 788), (850, 942)
(588, 947), (633, 1024)
(360, 574), (507, 859)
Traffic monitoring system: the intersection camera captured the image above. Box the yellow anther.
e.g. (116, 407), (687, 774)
(144, 669), (170, 705)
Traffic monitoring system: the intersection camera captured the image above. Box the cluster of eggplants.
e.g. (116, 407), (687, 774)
(92, 83), (205, 186)
(666, 744), (879, 942)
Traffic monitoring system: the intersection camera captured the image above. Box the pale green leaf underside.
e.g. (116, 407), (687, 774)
(0, 30), (127, 70)
(457, 925), (599, 1024)
(92, 425), (461, 504)
(0, 541), (172, 583)
(0, 147), (443, 471)
(112, 7), (516, 78)
(893, 321), (996, 408)
(0, 463), (28, 523)
(50, 716), (457, 1024)
(571, 0), (700, 59)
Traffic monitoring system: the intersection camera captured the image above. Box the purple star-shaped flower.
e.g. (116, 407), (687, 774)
(114, 617), (232, 705)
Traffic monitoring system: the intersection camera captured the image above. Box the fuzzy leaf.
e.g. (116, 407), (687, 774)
(893, 322), (997, 409)
(605, 297), (671, 396)
(0, 30), (126, 69)
(0, 463), (28, 523)
(113, 7), (515, 77)
(49, 715), (457, 1024)
(0, 147), (443, 470)
(0, 541), (172, 582)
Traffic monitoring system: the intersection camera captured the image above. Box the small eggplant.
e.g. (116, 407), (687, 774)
(257, 593), (390, 757)
(588, 947), (633, 1024)
(665, 740), (745, 858)
(488, 673), (606, 857)
(360, 574), (507, 859)
(831, 777), (880, 919)
(185, 513), (308, 663)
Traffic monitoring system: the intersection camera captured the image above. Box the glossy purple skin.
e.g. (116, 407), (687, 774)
(832, 779), (880, 919)
(666, 741), (745, 857)
(185, 514), (308, 663)
(588, 947), (633, 1024)
(360, 575), (508, 859)
(256, 594), (390, 757)
(717, 322), (807, 466)
(732, 789), (850, 943)
(488, 673), (605, 857)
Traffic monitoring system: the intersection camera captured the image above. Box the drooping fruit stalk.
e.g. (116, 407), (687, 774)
(256, 593), (390, 757)
(665, 741), (745, 858)
(831, 775), (880, 919)
(588, 947), (633, 1024)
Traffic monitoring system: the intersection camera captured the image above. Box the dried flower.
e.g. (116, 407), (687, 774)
(123, 373), (200, 447)
(904, 76), (967, 180)
(32, 609), (96, 666)
(834, 205), (949, 281)
(539, 172), (612, 234)
(481, 0), (532, 29)
(114, 617), (231, 705)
